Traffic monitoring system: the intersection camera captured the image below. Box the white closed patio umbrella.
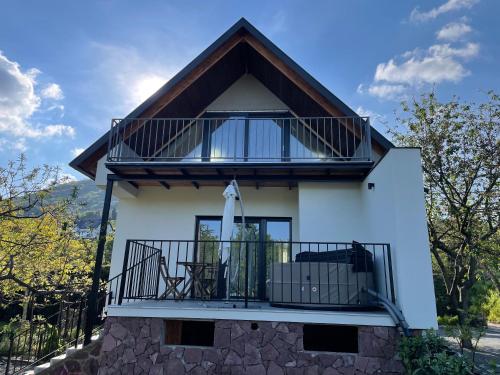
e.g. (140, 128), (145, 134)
(220, 183), (237, 265)
(219, 180), (245, 300)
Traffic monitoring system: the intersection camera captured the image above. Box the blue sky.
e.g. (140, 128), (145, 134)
(0, 0), (498, 179)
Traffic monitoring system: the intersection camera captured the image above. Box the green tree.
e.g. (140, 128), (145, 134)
(390, 92), (499, 331)
(0, 155), (93, 310)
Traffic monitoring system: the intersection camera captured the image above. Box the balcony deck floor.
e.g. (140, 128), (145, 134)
(106, 299), (395, 327)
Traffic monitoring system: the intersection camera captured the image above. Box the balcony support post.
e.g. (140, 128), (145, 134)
(84, 176), (113, 345)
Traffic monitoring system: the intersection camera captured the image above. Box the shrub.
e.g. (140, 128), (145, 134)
(438, 315), (459, 326)
(399, 330), (472, 375)
(483, 291), (500, 324)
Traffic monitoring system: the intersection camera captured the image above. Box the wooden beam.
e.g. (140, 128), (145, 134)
(144, 168), (170, 190)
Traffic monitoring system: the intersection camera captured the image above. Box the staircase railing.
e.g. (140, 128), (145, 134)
(3, 293), (101, 375)
(2, 242), (162, 375)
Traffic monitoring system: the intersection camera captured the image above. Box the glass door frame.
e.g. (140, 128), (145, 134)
(201, 111), (292, 162)
(194, 215), (292, 300)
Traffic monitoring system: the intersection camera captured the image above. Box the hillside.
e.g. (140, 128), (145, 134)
(49, 179), (117, 229)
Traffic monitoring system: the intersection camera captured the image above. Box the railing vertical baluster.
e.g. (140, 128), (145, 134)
(118, 240), (130, 305)
(155, 244), (162, 299)
(335, 243), (340, 304)
(5, 332), (14, 375)
(244, 241), (249, 308)
(345, 244), (350, 304)
(74, 298), (84, 348)
(326, 243), (331, 304)
(317, 243), (321, 304)
(354, 242), (360, 304)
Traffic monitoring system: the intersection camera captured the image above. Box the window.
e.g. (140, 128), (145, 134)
(303, 324), (358, 353)
(164, 320), (215, 347)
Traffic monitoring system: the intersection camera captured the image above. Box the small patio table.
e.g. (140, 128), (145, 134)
(177, 261), (218, 299)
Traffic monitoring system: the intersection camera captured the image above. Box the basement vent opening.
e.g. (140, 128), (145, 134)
(303, 324), (358, 353)
(164, 320), (215, 347)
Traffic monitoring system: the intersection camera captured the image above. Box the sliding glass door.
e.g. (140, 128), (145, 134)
(195, 217), (291, 300)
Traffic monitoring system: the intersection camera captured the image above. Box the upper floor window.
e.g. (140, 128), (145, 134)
(157, 112), (336, 163)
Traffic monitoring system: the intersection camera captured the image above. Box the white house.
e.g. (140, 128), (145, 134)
(71, 18), (437, 374)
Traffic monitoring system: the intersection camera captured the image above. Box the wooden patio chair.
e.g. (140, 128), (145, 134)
(159, 256), (185, 299)
(198, 264), (219, 299)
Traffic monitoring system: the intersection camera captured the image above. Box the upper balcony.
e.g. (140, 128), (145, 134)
(105, 115), (374, 187)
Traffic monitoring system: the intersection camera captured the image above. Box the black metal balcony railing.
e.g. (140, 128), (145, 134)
(107, 240), (395, 309)
(3, 292), (107, 375)
(107, 117), (372, 164)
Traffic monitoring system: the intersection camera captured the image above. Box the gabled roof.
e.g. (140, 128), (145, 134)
(70, 17), (393, 178)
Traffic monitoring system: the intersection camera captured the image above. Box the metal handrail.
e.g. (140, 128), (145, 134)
(109, 239), (395, 310)
(107, 116), (372, 163)
(3, 292), (106, 375)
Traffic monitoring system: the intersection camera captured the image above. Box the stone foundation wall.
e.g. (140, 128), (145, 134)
(98, 317), (404, 374)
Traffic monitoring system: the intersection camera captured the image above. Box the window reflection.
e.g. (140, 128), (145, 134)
(196, 218), (291, 300)
(158, 115), (335, 162)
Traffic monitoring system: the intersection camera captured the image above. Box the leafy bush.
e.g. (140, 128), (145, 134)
(0, 317), (62, 357)
(483, 291), (500, 324)
(438, 315), (459, 326)
(399, 330), (472, 375)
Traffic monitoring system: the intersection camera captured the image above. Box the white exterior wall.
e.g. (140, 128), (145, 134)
(298, 183), (365, 242)
(360, 148), (437, 329)
(297, 148), (437, 329)
(110, 186), (298, 278)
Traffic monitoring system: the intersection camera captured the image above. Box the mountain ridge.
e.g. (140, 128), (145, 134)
(50, 179), (117, 229)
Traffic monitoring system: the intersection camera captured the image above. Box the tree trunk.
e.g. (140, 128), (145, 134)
(21, 288), (29, 321)
(458, 287), (473, 350)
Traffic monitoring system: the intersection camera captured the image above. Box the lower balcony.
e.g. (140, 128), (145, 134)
(106, 240), (395, 312)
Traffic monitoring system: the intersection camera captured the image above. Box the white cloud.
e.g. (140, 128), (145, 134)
(71, 147), (85, 157)
(436, 22), (472, 41)
(374, 43), (479, 85)
(47, 104), (65, 112)
(41, 83), (64, 100)
(0, 137), (27, 152)
(428, 42), (479, 59)
(359, 42), (479, 100)
(410, 0), (479, 23)
(0, 51), (40, 126)
(41, 124), (75, 138)
(268, 10), (287, 35)
(365, 84), (407, 100)
(0, 51), (75, 149)
(355, 106), (387, 122)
